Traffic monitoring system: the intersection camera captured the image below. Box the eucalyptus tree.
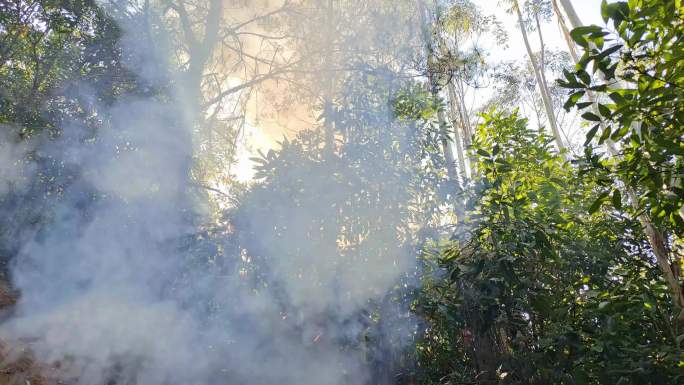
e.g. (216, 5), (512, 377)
(487, 50), (578, 147)
(436, 0), (507, 180)
(504, 0), (565, 151)
(419, 0), (461, 189)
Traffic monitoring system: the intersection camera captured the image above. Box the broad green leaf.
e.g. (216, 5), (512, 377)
(598, 103), (612, 118)
(584, 124), (600, 146)
(612, 189), (622, 210)
(601, 0), (610, 23)
(476, 149), (491, 158)
(589, 191), (609, 214)
(564, 91), (585, 111)
(577, 70), (591, 85)
(595, 44), (623, 60)
(582, 112), (602, 122)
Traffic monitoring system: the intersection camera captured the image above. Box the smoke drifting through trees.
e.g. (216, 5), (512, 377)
(0, 1), (431, 384)
(2, 1), (683, 384)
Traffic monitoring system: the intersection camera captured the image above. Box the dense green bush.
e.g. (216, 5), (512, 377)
(415, 110), (683, 384)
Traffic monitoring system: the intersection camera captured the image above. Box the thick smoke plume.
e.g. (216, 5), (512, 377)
(0, 1), (428, 384)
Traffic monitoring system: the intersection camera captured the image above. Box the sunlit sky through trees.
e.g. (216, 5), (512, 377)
(231, 0), (605, 182)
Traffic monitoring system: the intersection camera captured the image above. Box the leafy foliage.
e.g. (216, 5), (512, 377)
(1, 1), (684, 385)
(560, 0), (684, 234)
(416, 110), (683, 384)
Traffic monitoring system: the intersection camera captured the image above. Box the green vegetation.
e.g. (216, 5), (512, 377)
(0, 0), (682, 384)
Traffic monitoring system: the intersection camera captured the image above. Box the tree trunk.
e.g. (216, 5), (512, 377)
(175, 0), (223, 123)
(447, 82), (468, 182)
(323, 0), (336, 157)
(513, 1), (565, 151)
(449, 32), (476, 177)
(436, 99), (460, 188)
(551, 0), (580, 63)
(419, 0), (461, 190)
(533, 9), (567, 146)
(557, 0), (583, 31)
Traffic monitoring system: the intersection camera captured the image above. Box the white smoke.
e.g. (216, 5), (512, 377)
(0, 129), (35, 197)
(0, 1), (426, 384)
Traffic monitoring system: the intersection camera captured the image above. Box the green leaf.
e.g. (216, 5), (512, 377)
(595, 44), (623, 60)
(476, 149), (491, 158)
(610, 2), (630, 26)
(582, 112), (601, 122)
(598, 125), (612, 144)
(589, 191), (610, 214)
(598, 103), (612, 118)
(653, 135), (684, 156)
(612, 189), (622, 210)
(600, 0), (610, 23)
(589, 84), (608, 92)
(610, 125), (629, 140)
(564, 91), (585, 111)
(577, 70), (591, 85)
(584, 124), (600, 146)
(563, 68), (575, 82)
(575, 26), (604, 35)
(608, 92), (626, 104)
(571, 33), (589, 48)
(560, 69), (583, 88)
(669, 145), (684, 156)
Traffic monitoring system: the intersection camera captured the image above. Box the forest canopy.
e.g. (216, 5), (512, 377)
(0, 0), (682, 384)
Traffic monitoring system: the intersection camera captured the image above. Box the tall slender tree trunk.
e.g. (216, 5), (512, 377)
(513, 0), (565, 151)
(175, 0), (223, 125)
(533, 9), (569, 146)
(557, 0), (583, 31)
(435, 93), (460, 189)
(554, 0), (684, 322)
(419, 0), (460, 190)
(551, 0), (580, 63)
(449, 34), (476, 177)
(323, 0), (336, 157)
(447, 82), (468, 182)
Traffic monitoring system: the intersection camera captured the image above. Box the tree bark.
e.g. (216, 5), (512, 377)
(419, 0), (460, 189)
(449, 32), (476, 177)
(557, 0), (583, 31)
(514, 1), (565, 151)
(174, 0), (223, 119)
(447, 82), (468, 182)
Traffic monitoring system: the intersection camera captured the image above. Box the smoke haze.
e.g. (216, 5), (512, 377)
(0, 1), (430, 384)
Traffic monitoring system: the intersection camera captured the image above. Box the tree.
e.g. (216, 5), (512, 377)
(155, 0), (297, 193)
(439, 0), (507, 180)
(486, 50), (577, 148)
(416, 109), (683, 384)
(0, 0), (147, 274)
(507, 0), (566, 151)
(560, 0), (684, 322)
(419, 0), (461, 190)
